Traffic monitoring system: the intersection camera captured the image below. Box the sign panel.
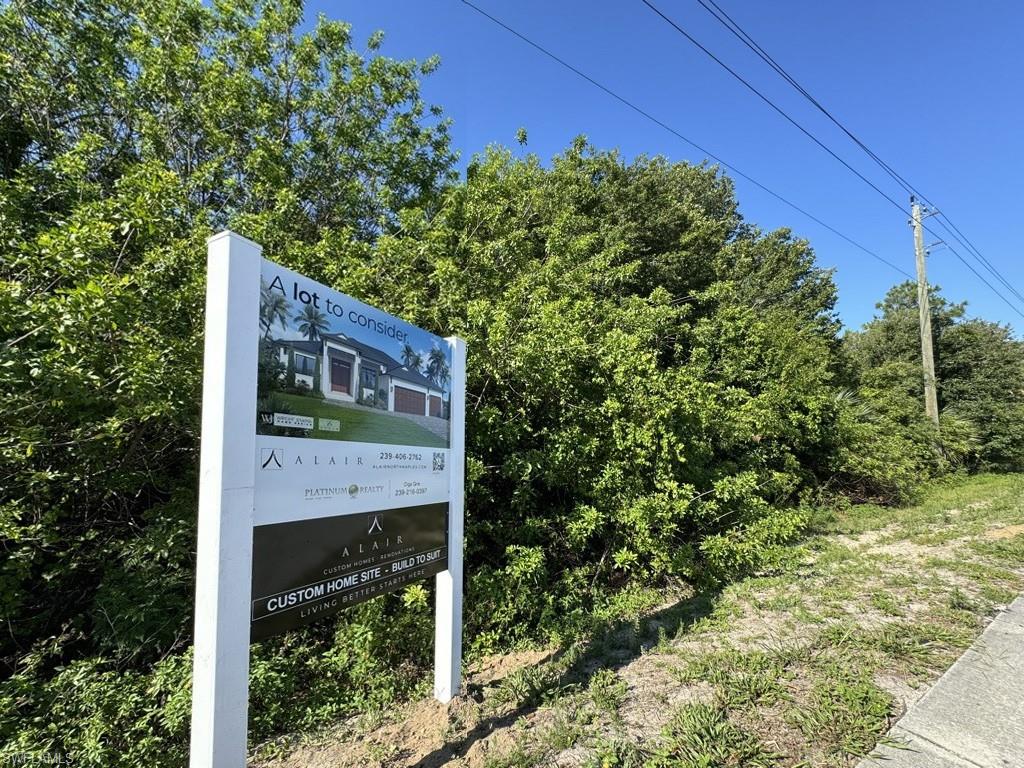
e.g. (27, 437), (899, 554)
(250, 503), (447, 640)
(251, 258), (454, 637)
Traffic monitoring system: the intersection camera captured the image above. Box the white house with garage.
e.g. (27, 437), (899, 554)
(272, 332), (447, 419)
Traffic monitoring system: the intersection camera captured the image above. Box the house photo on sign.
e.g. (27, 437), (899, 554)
(257, 260), (452, 448)
(251, 258), (454, 640)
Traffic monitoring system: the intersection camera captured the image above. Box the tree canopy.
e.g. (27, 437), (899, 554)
(846, 282), (1024, 470)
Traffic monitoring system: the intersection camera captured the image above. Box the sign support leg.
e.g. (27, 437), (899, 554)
(434, 336), (466, 703)
(189, 232), (262, 768)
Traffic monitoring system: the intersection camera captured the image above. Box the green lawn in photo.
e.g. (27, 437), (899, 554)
(267, 392), (447, 448)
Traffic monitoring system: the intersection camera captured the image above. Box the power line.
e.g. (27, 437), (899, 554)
(639, 0), (909, 216)
(915, 205), (1024, 321)
(693, 0), (918, 200)
(464, 0), (1021, 310)
(942, 241), (1024, 321)
(930, 216), (1024, 305)
(644, 0), (1024, 311)
(458, 0), (913, 279)
(689, 0), (1024, 311)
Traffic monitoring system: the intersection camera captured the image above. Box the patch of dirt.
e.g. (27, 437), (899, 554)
(617, 653), (713, 740)
(984, 524), (1024, 540)
(370, 698), (453, 765)
(744, 608), (834, 651)
(840, 604), (899, 630)
(551, 745), (591, 767)
(731, 703), (809, 768)
(469, 648), (554, 686)
(834, 525), (899, 550)
(870, 539), (958, 563)
(460, 725), (519, 768)
(873, 673), (925, 715)
(257, 697), (455, 768)
(253, 648), (557, 768)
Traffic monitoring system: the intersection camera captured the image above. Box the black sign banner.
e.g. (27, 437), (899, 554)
(250, 502), (448, 641)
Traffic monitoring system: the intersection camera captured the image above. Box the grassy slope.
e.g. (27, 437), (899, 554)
(254, 473), (1024, 768)
(267, 392), (447, 448)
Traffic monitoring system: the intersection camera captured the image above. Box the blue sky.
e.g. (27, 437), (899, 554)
(319, 0), (1023, 334)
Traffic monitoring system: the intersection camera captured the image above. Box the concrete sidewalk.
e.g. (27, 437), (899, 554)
(859, 596), (1024, 768)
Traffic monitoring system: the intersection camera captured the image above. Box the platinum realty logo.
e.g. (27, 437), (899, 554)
(304, 486), (344, 500)
(302, 483), (386, 502)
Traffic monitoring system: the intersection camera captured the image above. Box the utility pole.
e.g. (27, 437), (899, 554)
(911, 196), (940, 427)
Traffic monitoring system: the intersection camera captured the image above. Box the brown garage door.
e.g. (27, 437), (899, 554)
(394, 386), (425, 415)
(429, 395), (442, 417)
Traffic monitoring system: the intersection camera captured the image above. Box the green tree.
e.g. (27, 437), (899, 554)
(400, 341), (422, 370)
(938, 319), (1024, 469)
(294, 303), (328, 342)
(425, 344), (450, 388)
(356, 141), (848, 633)
(3, 0), (1014, 759)
(844, 282), (1023, 470)
(261, 281), (292, 339)
(844, 281), (965, 371)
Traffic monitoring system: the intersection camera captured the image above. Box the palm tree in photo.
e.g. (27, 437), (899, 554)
(260, 281), (291, 339)
(400, 341), (422, 371)
(426, 344), (450, 389)
(295, 303), (330, 342)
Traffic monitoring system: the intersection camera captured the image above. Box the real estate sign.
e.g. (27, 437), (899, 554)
(251, 260), (456, 639)
(190, 232), (465, 768)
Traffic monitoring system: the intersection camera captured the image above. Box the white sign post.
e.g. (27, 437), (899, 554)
(190, 231), (261, 767)
(435, 336), (465, 703)
(189, 231), (466, 767)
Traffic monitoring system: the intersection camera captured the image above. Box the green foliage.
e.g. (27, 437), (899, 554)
(587, 668), (627, 714)
(0, 652), (193, 767)
(674, 648), (788, 708)
(1, 593), (434, 767)
(940, 319), (1024, 470)
(845, 281), (1024, 473)
(699, 504), (810, 581)
(488, 662), (565, 711)
(586, 738), (646, 768)
(828, 364), (942, 502)
(787, 661), (891, 759)
(650, 703), (777, 768)
(379, 144), (854, 648)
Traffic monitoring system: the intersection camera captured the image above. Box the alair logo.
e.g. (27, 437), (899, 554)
(368, 514), (383, 535)
(259, 448), (367, 471)
(261, 448), (283, 470)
